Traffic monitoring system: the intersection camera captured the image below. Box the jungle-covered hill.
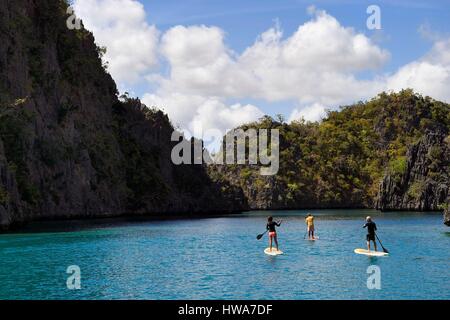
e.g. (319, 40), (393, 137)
(209, 90), (450, 212)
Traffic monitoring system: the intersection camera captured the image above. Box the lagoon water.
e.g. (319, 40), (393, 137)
(0, 210), (449, 300)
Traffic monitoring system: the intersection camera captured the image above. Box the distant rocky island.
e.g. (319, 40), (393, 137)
(0, 0), (448, 230)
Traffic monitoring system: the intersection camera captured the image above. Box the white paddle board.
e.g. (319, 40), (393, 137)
(264, 247), (283, 256)
(354, 248), (388, 257)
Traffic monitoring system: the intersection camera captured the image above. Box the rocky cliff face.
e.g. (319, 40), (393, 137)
(0, 0), (244, 230)
(209, 165), (283, 210)
(376, 131), (449, 211)
(209, 164), (362, 210)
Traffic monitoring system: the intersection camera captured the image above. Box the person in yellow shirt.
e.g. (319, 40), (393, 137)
(305, 213), (316, 240)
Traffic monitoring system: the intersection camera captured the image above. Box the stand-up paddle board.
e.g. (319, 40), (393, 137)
(264, 247), (283, 256)
(354, 249), (388, 257)
(306, 236), (319, 241)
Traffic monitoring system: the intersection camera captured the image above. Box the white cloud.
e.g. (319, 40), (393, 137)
(142, 93), (263, 134)
(73, 0), (159, 86)
(144, 24), (265, 133)
(155, 10), (389, 105)
(193, 101), (264, 133)
(289, 103), (327, 123)
(238, 10), (389, 104)
(158, 25), (256, 97)
(279, 10), (388, 73)
(386, 39), (450, 102)
(424, 39), (450, 65)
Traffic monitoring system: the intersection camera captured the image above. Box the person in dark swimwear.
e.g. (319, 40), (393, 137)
(363, 216), (378, 251)
(267, 216), (282, 251)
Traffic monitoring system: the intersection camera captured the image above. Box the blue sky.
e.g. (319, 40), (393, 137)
(143, 0), (449, 70)
(74, 0), (450, 137)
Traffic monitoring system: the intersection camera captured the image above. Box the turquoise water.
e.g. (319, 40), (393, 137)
(0, 209), (449, 300)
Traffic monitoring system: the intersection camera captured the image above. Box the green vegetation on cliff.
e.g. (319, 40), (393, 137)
(210, 90), (450, 209)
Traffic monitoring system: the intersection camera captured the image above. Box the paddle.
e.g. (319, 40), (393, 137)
(256, 230), (267, 240)
(375, 232), (389, 254)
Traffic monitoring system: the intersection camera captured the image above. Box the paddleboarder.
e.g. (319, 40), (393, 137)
(266, 216), (282, 251)
(305, 213), (316, 240)
(363, 216), (378, 251)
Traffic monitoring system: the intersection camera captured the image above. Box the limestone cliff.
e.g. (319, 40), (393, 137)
(376, 131), (449, 211)
(0, 0), (244, 230)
